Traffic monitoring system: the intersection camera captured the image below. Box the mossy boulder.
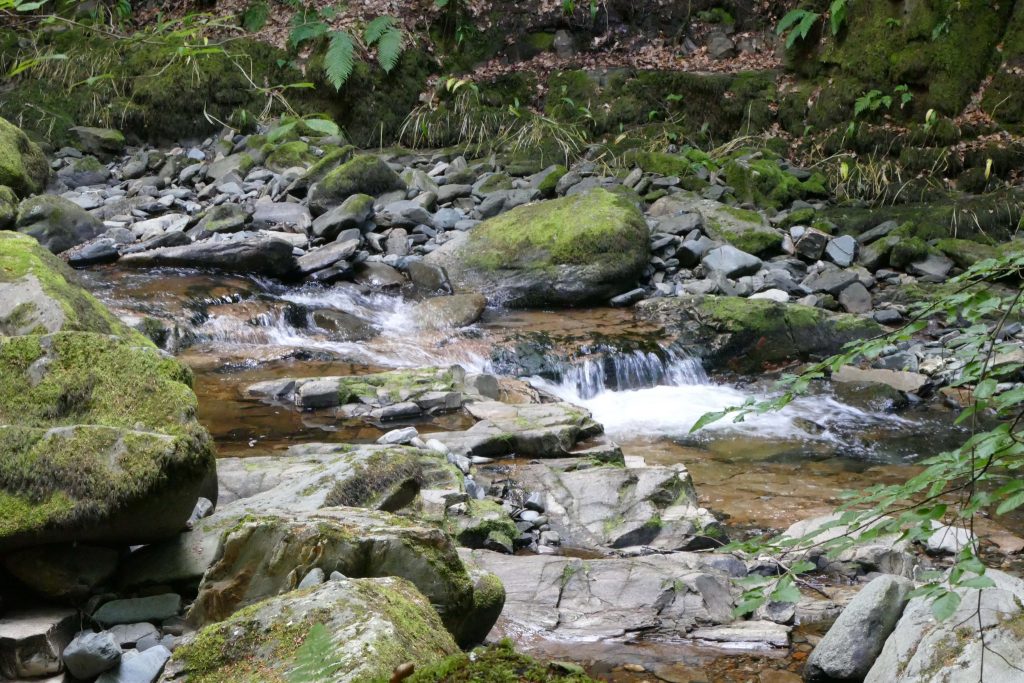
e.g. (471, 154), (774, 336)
(445, 499), (520, 549)
(635, 295), (881, 373)
(185, 506), (500, 647)
(425, 188), (649, 307)
(68, 126), (125, 159)
(0, 116), (49, 198)
(934, 238), (998, 269)
(0, 184), (17, 230)
(0, 233), (135, 337)
(651, 193), (782, 257)
(723, 156), (827, 210)
(308, 154), (405, 215)
(264, 140), (315, 173)
(15, 194), (104, 254)
(167, 577), (459, 683)
(407, 639), (596, 682)
(0, 332), (216, 550)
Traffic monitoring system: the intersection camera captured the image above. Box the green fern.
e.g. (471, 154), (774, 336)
(288, 623), (344, 683)
(364, 15), (404, 73)
(289, 11), (328, 49)
(324, 30), (355, 90)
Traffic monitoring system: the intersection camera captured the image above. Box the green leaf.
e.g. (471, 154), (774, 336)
(690, 410), (729, 433)
(289, 15), (328, 49)
(374, 26), (404, 73)
(732, 594), (766, 617)
(364, 15), (397, 45)
(996, 490), (1024, 516)
(829, 0), (846, 35)
(267, 121), (297, 143)
(302, 118), (339, 136)
(958, 576), (996, 589)
(324, 30), (355, 91)
(242, 0), (269, 32)
(931, 591), (961, 621)
(771, 582), (801, 604)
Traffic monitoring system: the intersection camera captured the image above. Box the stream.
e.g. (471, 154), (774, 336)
(79, 264), (971, 680)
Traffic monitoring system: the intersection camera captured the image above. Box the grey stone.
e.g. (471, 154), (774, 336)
(296, 379), (341, 410)
(297, 567), (325, 589)
(311, 193), (373, 239)
(16, 195), (105, 254)
(296, 238), (359, 275)
(803, 267), (858, 295)
(119, 232), (298, 277)
(63, 631), (121, 679)
(251, 200), (311, 232)
(108, 623), (158, 648)
(690, 621), (789, 647)
(805, 575), (914, 682)
(0, 608), (77, 679)
(925, 524), (974, 555)
(95, 645), (170, 683)
(857, 220), (899, 244)
(825, 234), (858, 267)
(377, 427), (419, 445)
(92, 595), (182, 627)
(376, 200), (433, 228)
(701, 245), (762, 278)
(794, 227), (829, 261)
(838, 281), (872, 313)
(909, 253), (954, 282)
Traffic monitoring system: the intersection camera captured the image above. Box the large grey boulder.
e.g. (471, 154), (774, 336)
(119, 231), (298, 277)
(425, 189), (649, 307)
(701, 245), (762, 278)
(63, 631), (121, 679)
(865, 570), (1024, 683)
(16, 194), (104, 254)
(804, 575), (913, 682)
(69, 126), (126, 158)
(96, 645), (170, 683)
(311, 193), (374, 239)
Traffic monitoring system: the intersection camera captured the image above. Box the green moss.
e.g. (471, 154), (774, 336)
(537, 165), (567, 197)
(445, 499), (519, 549)
(264, 140), (314, 172)
(0, 332), (213, 538)
(0, 232), (141, 338)
(0, 185), (18, 230)
(477, 172), (513, 194)
(0, 117), (49, 197)
(297, 144), (355, 187)
(325, 449), (430, 510)
(934, 238), (997, 269)
(889, 237), (932, 269)
(309, 154), (405, 213)
(463, 188), (648, 271)
(723, 157), (827, 209)
(407, 638), (597, 682)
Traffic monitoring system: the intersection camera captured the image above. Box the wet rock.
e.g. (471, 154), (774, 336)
(832, 366), (929, 393)
(406, 260), (452, 294)
(311, 309), (376, 341)
(0, 608), (77, 679)
(120, 231), (298, 277)
(0, 116), (50, 196)
(166, 578), (458, 682)
(804, 575), (913, 682)
(297, 238), (359, 275)
(63, 631), (121, 679)
(96, 644), (170, 683)
(311, 193), (374, 239)
(413, 293), (487, 329)
(635, 295), (879, 373)
(354, 261), (406, 289)
(251, 199), (312, 232)
(691, 621), (790, 647)
(66, 236), (121, 267)
(793, 228), (829, 261)
(426, 189), (648, 307)
(16, 194), (105, 253)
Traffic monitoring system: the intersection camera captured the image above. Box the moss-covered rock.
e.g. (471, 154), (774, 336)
(445, 499), (520, 549)
(407, 639), (596, 682)
(168, 577), (459, 683)
(425, 188), (649, 307)
(15, 194), (104, 254)
(0, 232), (136, 338)
(264, 140), (315, 173)
(723, 156), (827, 210)
(635, 294), (881, 373)
(0, 117), (49, 198)
(68, 126), (125, 158)
(0, 332), (215, 550)
(0, 184), (17, 230)
(308, 154), (405, 215)
(934, 238), (998, 269)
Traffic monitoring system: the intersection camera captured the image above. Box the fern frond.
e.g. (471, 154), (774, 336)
(288, 623), (341, 683)
(364, 15), (397, 45)
(289, 12), (328, 50)
(242, 1), (269, 32)
(374, 27), (404, 73)
(324, 30), (356, 90)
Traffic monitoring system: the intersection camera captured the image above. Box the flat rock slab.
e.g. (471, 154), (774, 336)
(690, 621), (791, 648)
(832, 365), (929, 393)
(96, 645), (170, 683)
(0, 608), (77, 679)
(93, 595), (182, 627)
(462, 549), (744, 641)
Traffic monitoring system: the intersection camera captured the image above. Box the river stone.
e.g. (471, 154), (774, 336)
(353, 261), (406, 289)
(832, 366), (929, 393)
(0, 116), (49, 197)
(297, 238), (359, 275)
(96, 645), (170, 683)
(58, 155), (111, 188)
(119, 231), (298, 277)
(4, 544), (119, 600)
(794, 228), (829, 261)
(634, 295), (880, 373)
(63, 631), (121, 679)
(425, 188), (648, 307)
(803, 267), (858, 295)
(250, 199), (312, 232)
(308, 154), (405, 215)
(781, 513), (916, 577)
(838, 281), (872, 313)
(0, 232), (135, 337)
(93, 594), (183, 627)
(108, 624), (157, 648)
(864, 569), (1024, 683)
(195, 203), (249, 234)
(376, 199), (433, 228)
(0, 608), (77, 679)
(825, 234), (857, 267)
(701, 245), (762, 278)
(413, 293), (487, 329)
(804, 575), (913, 682)
(406, 260), (452, 294)
(0, 332), (216, 551)
(691, 621), (790, 647)
(65, 236), (121, 267)
(311, 309), (376, 341)
(15, 194), (105, 254)
(165, 578), (458, 683)
(69, 126), (125, 158)
(311, 193), (374, 239)
(205, 152), (253, 182)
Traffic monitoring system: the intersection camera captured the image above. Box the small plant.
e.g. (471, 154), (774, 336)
(242, 1), (270, 32)
(777, 0), (848, 48)
(885, 17), (902, 28)
(288, 623), (343, 683)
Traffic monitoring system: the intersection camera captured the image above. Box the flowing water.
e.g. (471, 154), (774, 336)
(79, 266), (983, 679)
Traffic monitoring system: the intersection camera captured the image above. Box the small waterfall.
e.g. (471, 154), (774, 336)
(557, 346), (708, 399)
